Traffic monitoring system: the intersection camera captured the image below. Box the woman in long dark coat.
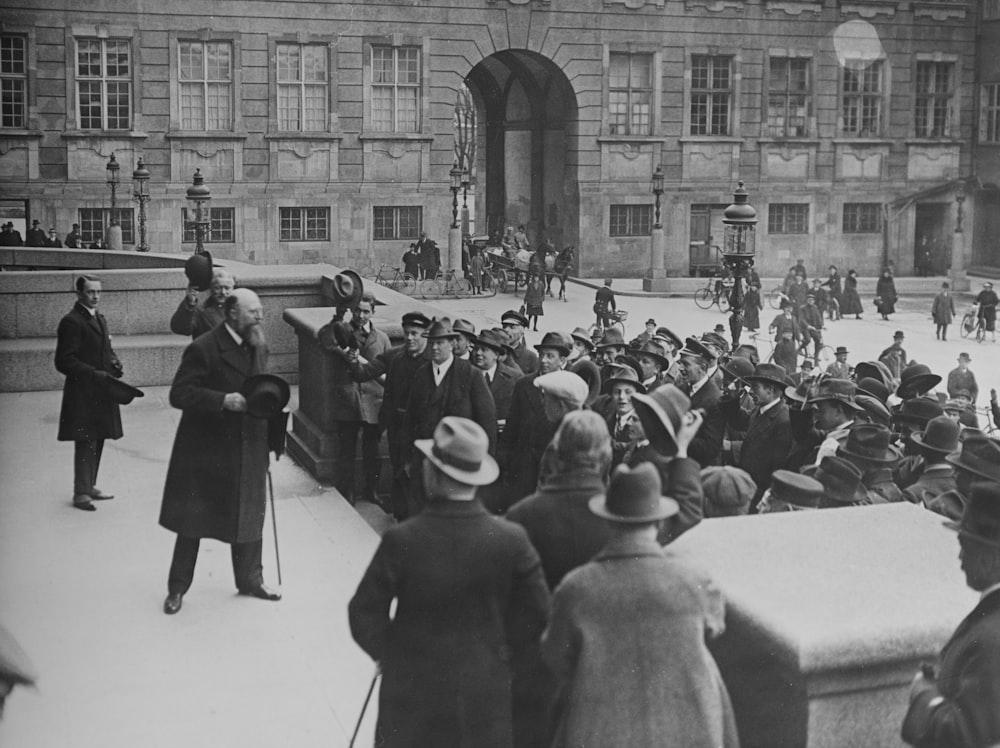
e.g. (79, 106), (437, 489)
(875, 268), (898, 320)
(743, 282), (762, 331)
(841, 269), (864, 319)
(822, 265), (843, 320)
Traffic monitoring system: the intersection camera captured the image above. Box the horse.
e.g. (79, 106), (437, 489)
(548, 245), (575, 300)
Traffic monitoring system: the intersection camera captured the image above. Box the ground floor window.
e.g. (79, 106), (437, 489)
(609, 204), (652, 237)
(78, 207), (134, 244)
(182, 207), (235, 243)
(373, 205), (421, 240)
(279, 206), (329, 241)
(842, 202), (882, 234)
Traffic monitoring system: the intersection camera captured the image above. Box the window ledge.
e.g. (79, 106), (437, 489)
(597, 135), (664, 144)
(757, 137), (822, 145)
(0, 129), (43, 139)
(679, 136), (743, 144)
(359, 131), (433, 142)
(265, 132), (344, 141)
(904, 138), (959, 145)
(832, 138), (893, 145)
(62, 131), (150, 140)
(165, 131), (248, 141)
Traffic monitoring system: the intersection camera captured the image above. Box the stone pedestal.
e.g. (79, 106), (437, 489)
(448, 226), (462, 272)
(670, 503), (977, 748)
(949, 230), (970, 292)
(642, 227), (669, 292)
(106, 222), (123, 251)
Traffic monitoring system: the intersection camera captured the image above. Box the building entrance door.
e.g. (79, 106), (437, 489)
(914, 203), (949, 276)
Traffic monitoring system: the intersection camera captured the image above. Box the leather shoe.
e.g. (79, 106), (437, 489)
(90, 489), (115, 501)
(72, 498), (97, 511)
(239, 584), (282, 602)
(163, 593), (183, 615)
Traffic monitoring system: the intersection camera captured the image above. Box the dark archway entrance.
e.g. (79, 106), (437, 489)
(466, 50), (579, 254)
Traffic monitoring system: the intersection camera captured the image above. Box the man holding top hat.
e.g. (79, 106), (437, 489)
(349, 417), (549, 748)
(159, 288), (288, 614)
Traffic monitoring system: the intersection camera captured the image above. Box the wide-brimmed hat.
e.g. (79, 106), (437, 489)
(475, 328), (507, 354)
(453, 318), (477, 341)
(944, 481), (1000, 547)
(589, 463), (679, 524)
(856, 377), (890, 404)
(401, 311), (431, 329)
(721, 357), (755, 384)
(769, 470), (824, 508)
(595, 328), (626, 350)
(785, 377), (816, 404)
(813, 455), (864, 504)
(897, 363), (942, 400)
(945, 434), (1000, 482)
(330, 269), (363, 308)
(746, 362), (790, 390)
(535, 370), (589, 407)
(602, 364), (646, 394)
(807, 378), (862, 411)
(423, 319), (459, 339)
(893, 397), (945, 428)
(240, 374), (291, 419)
(184, 251), (214, 291)
(654, 326), (683, 351)
(678, 336), (717, 362)
(854, 361), (895, 390)
(501, 309), (529, 328)
(632, 384), (690, 454)
(629, 342), (670, 369)
(101, 377), (145, 405)
(701, 466), (756, 517)
(570, 327), (595, 351)
(415, 416), (499, 486)
(837, 423), (900, 464)
(911, 415), (961, 454)
(534, 331), (572, 356)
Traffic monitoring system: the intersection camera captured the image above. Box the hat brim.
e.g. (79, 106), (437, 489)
(103, 378), (145, 405)
(910, 432), (958, 453)
(897, 374), (942, 399)
(807, 394), (864, 411)
(836, 443), (902, 464)
(629, 348), (670, 369)
(501, 313), (529, 328)
(240, 374), (291, 419)
(746, 374), (790, 390)
(943, 520), (1000, 548)
(571, 333), (595, 351)
(631, 392), (678, 452)
(602, 377), (646, 395)
(945, 453), (1000, 483)
(534, 343), (572, 356)
(415, 438), (499, 486)
(588, 493), (679, 523)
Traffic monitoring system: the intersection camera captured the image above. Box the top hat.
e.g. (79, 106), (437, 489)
(423, 319), (459, 339)
(854, 361), (895, 390)
(837, 423), (900, 464)
(678, 336), (717, 362)
(401, 311), (432, 329)
(813, 455), (864, 504)
(807, 378), (862, 411)
(595, 328), (626, 350)
(835, 346), (849, 355)
(721, 356), (755, 383)
(569, 358), (603, 406)
(31, 219), (39, 226)
(602, 363), (646, 394)
(769, 470), (824, 508)
(654, 326), (683, 351)
(911, 415), (961, 454)
(570, 327), (595, 351)
(632, 384), (690, 454)
(453, 318), (477, 341)
(330, 270), (363, 308)
(857, 377), (890, 405)
(501, 309), (529, 328)
(240, 374), (291, 419)
(945, 481), (1000, 547)
(746, 362), (790, 390)
(534, 331), (572, 357)
(945, 434), (1000, 483)
(629, 341), (670, 369)
(184, 251), (215, 292)
(893, 397), (945, 427)
(589, 463), (679, 524)
(415, 416), (499, 486)
(897, 363), (942, 399)
(535, 370), (589, 407)
(101, 376), (145, 405)
(475, 328), (508, 354)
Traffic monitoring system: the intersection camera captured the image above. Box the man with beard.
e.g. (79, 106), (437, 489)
(159, 289), (282, 614)
(501, 310), (539, 375)
(737, 363), (793, 510)
(675, 337), (724, 467)
(170, 269), (236, 339)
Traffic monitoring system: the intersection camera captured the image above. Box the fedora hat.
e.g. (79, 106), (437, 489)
(184, 251), (214, 292)
(569, 358), (603, 406)
(746, 362), (790, 390)
(813, 455), (864, 504)
(834, 346), (849, 355)
(534, 331), (572, 357)
(837, 423), (900, 464)
(453, 318), (477, 341)
(330, 269), (363, 308)
(897, 363), (942, 400)
(807, 378), (862, 411)
(618, 354), (643, 380)
(632, 384), (690, 454)
(893, 397), (945, 428)
(911, 415), (960, 454)
(570, 327), (595, 351)
(401, 311), (432, 329)
(769, 470), (824, 508)
(856, 377), (890, 405)
(589, 463), (679, 524)
(678, 336), (717, 362)
(415, 416), (499, 486)
(654, 326), (683, 351)
(721, 356), (755, 383)
(240, 373), (291, 419)
(534, 370), (589, 407)
(601, 363), (645, 394)
(945, 434), (1000, 483)
(595, 328), (626, 350)
(629, 341), (670, 369)
(856, 394), (892, 426)
(475, 328), (507, 354)
(785, 377), (816, 404)
(501, 309), (529, 328)
(854, 361), (895, 390)
(944, 480), (1000, 547)
(423, 319), (459, 339)
(101, 376), (145, 405)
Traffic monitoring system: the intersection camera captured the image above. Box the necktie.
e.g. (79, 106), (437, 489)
(485, 371), (492, 387)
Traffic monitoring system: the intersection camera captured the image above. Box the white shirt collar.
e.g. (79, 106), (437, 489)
(433, 354), (454, 385)
(79, 303), (97, 316)
(690, 372), (710, 396)
(759, 397), (781, 414)
(485, 363), (498, 381)
(982, 581), (1000, 601)
(224, 322), (244, 346)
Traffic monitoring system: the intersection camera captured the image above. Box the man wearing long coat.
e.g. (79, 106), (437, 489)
(737, 364), (793, 508)
(158, 289), (280, 614)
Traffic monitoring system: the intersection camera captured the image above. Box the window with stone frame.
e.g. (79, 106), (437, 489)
(182, 207), (235, 243)
(767, 56), (810, 137)
(279, 207), (329, 241)
(982, 83), (1000, 142)
(76, 37), (131, 131)
(985, 0), (1000, 19)
(78, 208), (134, 244)
(373, 206), (422, 240)
(914, 61), (954, 138)
(690, 55), (732, 136)
(768, 204), (809, 234)
(841, 61), (883, 137)
(371, 46), (419, 133)
(1, 35), (27, 129)
(610, 205), (652, 237)
(842, 203), (882, 234)
(609, 53), (653, 136)
(178, 40), (232, 131)
(276, 43), (328, 132)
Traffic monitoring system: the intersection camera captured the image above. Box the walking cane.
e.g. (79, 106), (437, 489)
(349, 666), (381, 748)
(265, 409), (290, 588)
(267, 466), (282, 587)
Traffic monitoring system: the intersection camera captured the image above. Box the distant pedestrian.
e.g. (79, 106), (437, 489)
(64, 223), (81, 248)
(44, 227), (63, 247)
(826, 346), (851, 379)
(879, 330), (908, 382)
(89, 236), (105, 250)
(25, 219), (46, 247)
(822, 265), (843, 320)
(0, 222), (23, 246)
(975, 281), (998, 342)
(875, 268), (897, 320)
(932, 282), (955, 341)
(842, 269), (863, 318)
(401, 243), (420, 279)
(947, 353), (978, 403)
(469, 245), (484, 294)
(523, 272), (545, 331)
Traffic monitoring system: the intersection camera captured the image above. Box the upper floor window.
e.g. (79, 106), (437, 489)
(841, 61), (883, 136)
(914, 61), (954, 138)
(842, 203), (882, 234)
(182, 207), (235, 243)
(690, 55), (732, 136)
(77, 38), (131, 130)
(373, 205), (422, 240)
(984, 83), (1000, 143)
(1, 35), (27, 128)
(610, 205), (652, 237)
(280, 206), (329, 241)
(609, 53), (652, 136)
(277, 43), (328, 132)
(768, 57), (810, 137)
(371, 46), (419, 133)
(768, 204), (809, 234)
(985, 0), (1000, 19)
(179, 41), (232, 131)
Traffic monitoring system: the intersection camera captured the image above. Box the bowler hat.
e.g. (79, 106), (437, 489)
(401, 311), (431, 329)
(769, 470), (824, 508)
(837, 423), (900, 464)
(184, 251), (214, 292)
(958, 352), (971, 362)
(570, 327), (595, 351)
(534, 370), (589, 407)
(945, 480), (1000, 548)
(423, 319), (459, 339)
(595, 328), (626, 350)
(415, 416), (499, 486)
(569, 358), (603, 406)
(589, 463), (679, 524)
(813, 455), (864, 504)
(678, 336), (717, 362)
(534, 331), (572, 356)
(893, 397), (944, 428)
(453, 318), (477, 341)
(856, 395), (892, 426)
(101, 376), (145, 405)
(894, 330), (905, 340)
(701, 466), (755, 517)
(632, 384), (690, 454)
(654, 326), (683, 351)
(746, 362), (790, 390)
(501, 309), (529, 328)
(945, 434), (1000, 483)
(240, 373), (291, 419)
(629, 341), (670, 369)
(857, 377), (890, 404)
(602, 364), (645, 394)
(911, 415), (960, 454)
(807, 378), (862, 411)
(854, 361), (895, 390)
(646, 318), (657, 326)
(330, 269), (363, 308)
(897, 363), (942, 400)
(475, 328), (507, 354)
(721, 357), (755, 383)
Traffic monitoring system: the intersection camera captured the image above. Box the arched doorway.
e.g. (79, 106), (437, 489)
(465, 50), (579, 256)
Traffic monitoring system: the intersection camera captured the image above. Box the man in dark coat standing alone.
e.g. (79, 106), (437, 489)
(158, 288), (281, 615)
(55, 274), (124, 511)
(349, 417), (550, 748)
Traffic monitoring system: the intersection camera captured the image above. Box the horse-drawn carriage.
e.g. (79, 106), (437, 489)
(472, 236), (575, 298)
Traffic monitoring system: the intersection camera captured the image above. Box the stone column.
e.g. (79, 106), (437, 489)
(950, 191), (970, 292)
(448, 226), (462, 272)
(643, 226), (668, 292)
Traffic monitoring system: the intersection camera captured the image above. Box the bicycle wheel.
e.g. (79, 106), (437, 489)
(495, 269), (509, 293)
(453, 277), (473, 295)
(480, 271), (497, 297)
(769, 287), (785, 309)
(694, 288), (714, 309)
(717, 293), (730, 313)
(960, 313), (974, 338)
(419, 279), (442, 298)
(399, 273), (417, 295)
(815, 344), (835, 370)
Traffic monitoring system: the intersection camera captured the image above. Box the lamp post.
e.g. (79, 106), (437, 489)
(106, 153), (120, 211)
(132, 158), (151, 252)
(643, 164), (668, 292)
(950, 180), (969, 291)
(185, 168), (212, 255)
(722, 181), (758, 348)
(448, 162), (463, 271)
(460, 167), (471, 236)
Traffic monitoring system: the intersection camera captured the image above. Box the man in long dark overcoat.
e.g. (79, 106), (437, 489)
(55, 274), (124, 511)
(349, 417), (550, 748)
(158, 289), (280, 615)
(676, 337), (725, 467)
(737, 362), (793, 509)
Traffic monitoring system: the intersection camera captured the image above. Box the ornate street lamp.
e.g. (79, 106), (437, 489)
(955, 180), (965, 234)
(450, 162), (463, 229)
(185, 168), (212, 255)
(106, 153), (120, 212)
(722, 181), (757, 348)
(461, 167), (471, 234)
(132, 158), (151, 252)
(651, 164), (665, 229)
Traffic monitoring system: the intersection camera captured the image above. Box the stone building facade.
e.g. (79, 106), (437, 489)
(0, 0), (995, 277)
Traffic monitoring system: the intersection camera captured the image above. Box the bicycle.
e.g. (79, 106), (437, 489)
(372, 263), (417, 295)
(693, 276), (731, 313)
(587, 309), (628, 342)
(960, 303), (986, 343)
(422, 267), (472, 297)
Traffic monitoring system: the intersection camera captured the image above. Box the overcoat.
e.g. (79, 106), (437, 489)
(875, 275), (897, 315)
(841, 274), (864, 315)
(902, 589), (1000, 748)
(900, 464), (956, 507)
(932, 292), (955, 326)
(489, 362), (522, 424)
(169, 296), (226, 339)
(501, 373), (545, 500)
(946, 367), (978, 403)
(510, 340), (539, 376)
(627, 448), (705, 545)
(159, 324), (268, 544)
(55, 302), (124, 442)
(541, 535), (739, 748)
(329, 323), (390, 424)
(348, 499), (550, 748)
(687, 378), (725, 467)
(738, 399), (792, 504)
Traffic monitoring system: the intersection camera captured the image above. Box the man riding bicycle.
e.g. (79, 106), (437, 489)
(798, 294), (824, 358)
(975, 281), (998, 342)
(594, 278), (617, 330)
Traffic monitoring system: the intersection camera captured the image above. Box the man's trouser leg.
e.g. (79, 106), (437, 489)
(387, 431), (409, 521)
(73, 438), (104, 496)
(168, 535), (200, 595)
(360, 422), (383, 502)
(333, 421), (361, 503)
(232, 540), (264, 592)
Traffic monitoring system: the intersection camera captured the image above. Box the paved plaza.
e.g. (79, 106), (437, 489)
(0, 278), (996, 747)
